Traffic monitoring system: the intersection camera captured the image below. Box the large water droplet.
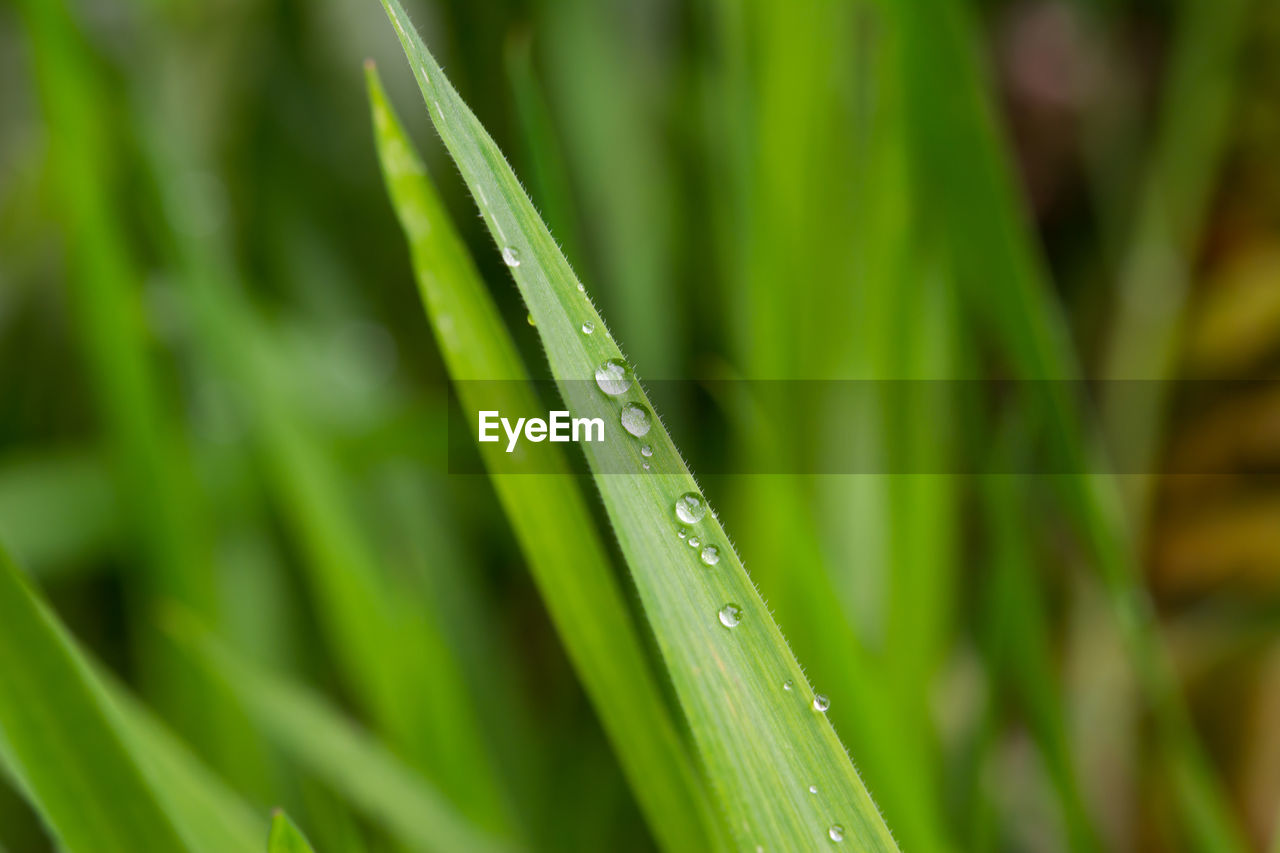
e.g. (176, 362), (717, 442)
(718, 604), (742, 628)
(700, 545), (721, 566)
(502, 247), (521, 267)
(675, 493), (706, 524)
(594, 359), (631, 395)
(620, 403), (651, 437)
(581, 321), (595, 335)
(828, 825), (844, 842)
(813, 694), (831, 713)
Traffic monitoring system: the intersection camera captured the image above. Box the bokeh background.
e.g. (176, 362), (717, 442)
(2, 0), (1279, 850)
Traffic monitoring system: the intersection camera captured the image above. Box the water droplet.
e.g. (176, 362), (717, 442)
(620, 403), (651, 437)
(783, 680), (794, 691)
(526, 313), (535, 326)
(581, 321), (595, 335)
(813, 694), (830, 713)
(718, 604), (742, 628)
(594, 359), (631, 395)
(502, 246), (521, 267)
(808, 785), (818, 794)
(675, 492), (706, 524)
(642, 461), (650, 470)
(640, 445), (653, 457)
(577, 282), (585, 292)
(688, 536), (701, 549)
(677, 529), (688, 539)
(828, 825), (844, 843)
(700, 545), (721, 566)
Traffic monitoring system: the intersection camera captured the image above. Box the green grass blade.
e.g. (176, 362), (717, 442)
(0, 449), (118, 576)
(376, 3), (898, 847)
(0, 543), (187, 853)
(892, 1), (1248, 849)
(979, 463), (1099, 852)
(269, 811), (317, 853)
(366, 62), (723, 852)
(168, 614), (512, 853)
(104, 678), (269, 853)
(135, 96), (508, 830)
(1100, 0), (1250, 504)
(503, 31), (586, 270)
(537, 0), (679, 377)
(16, 0), (252, 783)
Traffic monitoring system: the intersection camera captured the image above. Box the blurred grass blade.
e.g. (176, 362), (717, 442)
(169, 613), (512, 853)
(104, 678), (269, 853)
(0, 543), (187, 853)
(503, 31), (585, 270)
(893, 1), (1247, 849)
(269, 811), (316, 853)
(17, 0), (251, 783)
(1101, 0), (1250, 505)
(979, 453), (1099, 852)
(376, 4), (898, 847)
(0, 448), (118, 576)
(135, 92), (507, 830)
(537, 0), (679, 377)
(367, 63), (722, 852)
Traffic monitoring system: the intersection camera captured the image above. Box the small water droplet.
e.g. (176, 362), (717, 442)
(640, 444), (653, 457)
(642, 461), (650, 470)
(581, 321), (595, 335)
(688, 536), (701, 549)
(502, 246), (522, 267)
(675, 492), (706, 524)
(718, 604), (742, 628)
(526, 313), (535, 326)
(594, 359), (631, 395)
(577, 282), (586, 292)
(783, 680), (794, 691)
(677, 529), (688, 539)
(620, 403), (651, 437)
(808, 785), (818, 794)
(813, 694), (830, 713)
(700, 545), (721, 566)
(828, 825), (844, 843)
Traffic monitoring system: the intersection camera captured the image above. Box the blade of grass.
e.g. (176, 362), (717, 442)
(0, 543), (187, 853)
(537, 0), (679, 377)
(1100, 0), (1250, 511)
(366, 62), (724, 852)
(503, 30), (586, 271)
(168, 613), (512, 853)
(703, 4), (955, 842)
(269, 811), (317, 853)
(134, 88), (510, 832)
(0, 549), (269, 853)
(0, 448), (118, 576)
(376, 3), (899, 847)
(979, 451), (1101, 852)
(891, 0), (1249, 849)
(104, 679), (269, 853)
(16, 0), (253, 783)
